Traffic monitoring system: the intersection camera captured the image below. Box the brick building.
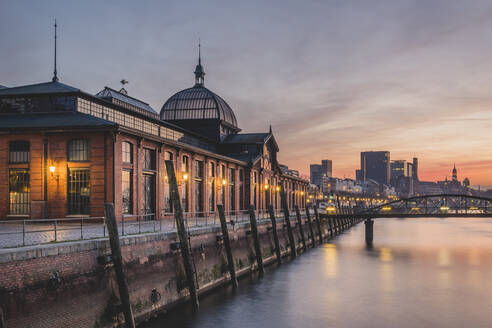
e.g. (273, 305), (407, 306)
(0, 55), (308, 220)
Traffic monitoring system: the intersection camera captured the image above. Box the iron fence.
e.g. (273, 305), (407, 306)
(0, 207), (308, 249)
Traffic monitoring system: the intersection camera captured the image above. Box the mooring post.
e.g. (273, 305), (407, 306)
(305, 206), (315, 247)
(294, 206), (307, 252)
(281, 186), (296, 258)
(328, 218), (334, 236)
(365, 219), (374, 247)
(248, 205), (264, 276)
(165, 160), (199, 310)
(104, 203), (136, 328)
(313, 205), (323, 243)
(268, 205), (282, 265)
(217, 204), (238, 289)
(0, 307), (6, 328)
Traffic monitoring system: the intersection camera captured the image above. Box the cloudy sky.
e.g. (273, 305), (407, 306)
(2, 0), (492, 186)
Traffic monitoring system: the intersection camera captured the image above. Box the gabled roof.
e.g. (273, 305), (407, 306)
(224, 153), (262, 165)
(222, 133), (270, 144)
(0, 81), (80, 96)
(96, 87), (157, 115)
(222, 132), (279, 151)
(0, 112), (116, 130)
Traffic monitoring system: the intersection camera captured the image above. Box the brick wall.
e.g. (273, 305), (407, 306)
(0, 217), (330, 328)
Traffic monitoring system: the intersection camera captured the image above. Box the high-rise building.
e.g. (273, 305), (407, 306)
(321, 160), (333, 178)
(360, 151), (390, 185)
(310, 159), (332, 187)
(412, 157), (419, 181)
(355, 169), (362, 181)
(390, 160), (407, 181)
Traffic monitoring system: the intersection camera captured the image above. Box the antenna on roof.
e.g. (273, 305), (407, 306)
(52, 19), (59, 82)
(119, 79), (129, 95)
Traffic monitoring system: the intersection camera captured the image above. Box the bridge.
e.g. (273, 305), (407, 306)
(320, 194), (492, 247)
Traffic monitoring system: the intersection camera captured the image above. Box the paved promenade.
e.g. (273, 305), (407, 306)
(0, 212), (297, 248)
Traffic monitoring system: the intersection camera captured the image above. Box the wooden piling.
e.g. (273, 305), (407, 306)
(248, 205), (265, 276)
(365, 219), (374, 247)
(280, 186), (296, 258)
(165, 160), (199, 310)
(327, 217), (334, 236)
(305, 206), (315, 247)
(294, 206), (307, 252)
(104, 203), (136, 328)
(313, 205), (323, 243)
(217, 204), (238, 289)
(268, 205), (282, 265)
(0, 307), (6, 328)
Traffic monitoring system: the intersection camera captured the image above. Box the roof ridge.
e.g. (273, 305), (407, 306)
(101, 86), (151, 106)
(0, 81), (80, 93)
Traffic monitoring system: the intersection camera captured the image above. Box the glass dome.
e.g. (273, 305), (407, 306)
(160, 85), (238, 128)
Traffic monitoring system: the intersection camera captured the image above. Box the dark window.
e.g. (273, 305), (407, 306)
(68, 139), (90, 162)
(209, 162), (215, 212)
(143, 148), (156, 171)
(122, 170), (133, 214)
(229, 168), (235, 211)
(143, 174), (156, 220)
(164, 151), (173, 213)
(194, 161), (204, 213)
(122, 142), (133, 164)
(67, 168), (90, 215)
(9, 141), (30, 163)
(239, 169), (244, 210)
(9, 169), (30, 215)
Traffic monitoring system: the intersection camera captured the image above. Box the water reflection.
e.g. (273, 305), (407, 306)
(143, 218), (492, 328)
(323, 243), (338, 278)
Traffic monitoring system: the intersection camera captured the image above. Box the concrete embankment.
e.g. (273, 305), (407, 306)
(0, 216), (361, 328)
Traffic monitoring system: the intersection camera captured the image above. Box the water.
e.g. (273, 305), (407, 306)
(142, 218), (492, 328)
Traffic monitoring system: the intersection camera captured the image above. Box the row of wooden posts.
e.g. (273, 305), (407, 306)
(102, 160), (362, 328)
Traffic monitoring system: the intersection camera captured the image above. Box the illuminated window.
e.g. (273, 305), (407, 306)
(122, 141), (133, 164)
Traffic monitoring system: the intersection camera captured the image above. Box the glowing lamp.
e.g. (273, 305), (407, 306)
(183, 173), (189, 181)
(276, 186), (280, 192)
(222, 179), (227, 185)
(49, 166), (56, 173)
(264, 184), (269, 190)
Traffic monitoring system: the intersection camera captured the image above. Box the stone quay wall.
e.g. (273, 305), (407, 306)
(0, 217), (356, 328)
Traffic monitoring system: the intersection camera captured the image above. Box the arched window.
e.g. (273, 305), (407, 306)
(67, 139), (89, 162)
(122, 142), (133, 163)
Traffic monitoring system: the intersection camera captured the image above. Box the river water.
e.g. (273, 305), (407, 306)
(142, 218), (492, 328)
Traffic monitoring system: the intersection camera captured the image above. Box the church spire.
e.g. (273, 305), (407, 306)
(194, 40), (205, 86)
(452, 163), (457, 181)
(52, 19), (59, 82)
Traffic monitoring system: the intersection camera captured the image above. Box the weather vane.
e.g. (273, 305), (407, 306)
(119, 79), (129, 94)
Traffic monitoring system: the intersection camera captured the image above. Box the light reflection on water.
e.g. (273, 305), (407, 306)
(142, 218), (492, 328)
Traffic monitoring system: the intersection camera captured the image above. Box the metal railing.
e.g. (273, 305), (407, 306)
(0, 207), (308, 249)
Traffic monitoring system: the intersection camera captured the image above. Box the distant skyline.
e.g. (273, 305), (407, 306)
(2, 0), (492, 187)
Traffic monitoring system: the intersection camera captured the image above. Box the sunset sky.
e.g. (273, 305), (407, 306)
(2, 0), (492, 187)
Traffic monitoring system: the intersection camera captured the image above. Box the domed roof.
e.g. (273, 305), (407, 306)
(160, 45), (238, 129)
(160, 85), (238, 128)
